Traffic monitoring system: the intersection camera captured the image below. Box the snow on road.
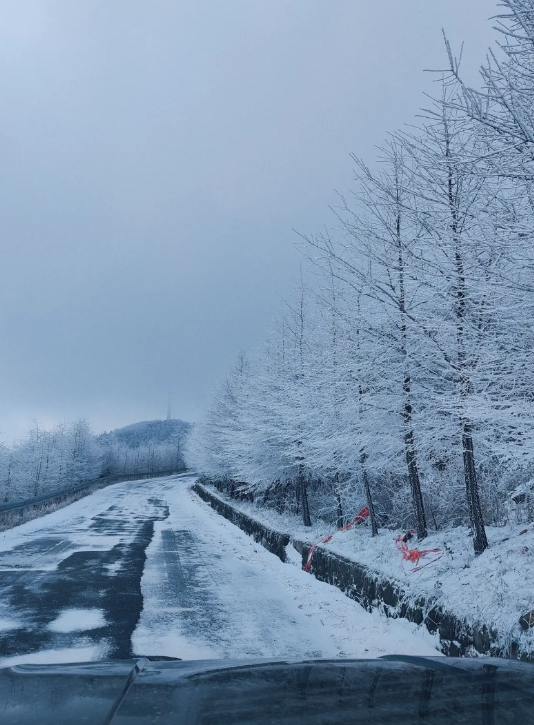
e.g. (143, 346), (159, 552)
(0, 474), (440, 667)
(133, 476), (440, 660)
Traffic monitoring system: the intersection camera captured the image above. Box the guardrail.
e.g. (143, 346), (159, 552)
(0, 468), (186, 531)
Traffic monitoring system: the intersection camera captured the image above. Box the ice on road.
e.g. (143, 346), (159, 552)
(0, 475), (439, 666)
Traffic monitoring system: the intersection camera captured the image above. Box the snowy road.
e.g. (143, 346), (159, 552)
(0, 475), (439, 666)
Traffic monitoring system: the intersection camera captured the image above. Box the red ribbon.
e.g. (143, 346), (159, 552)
(304, 506), (369, 573)
(395, 535), (441, 572)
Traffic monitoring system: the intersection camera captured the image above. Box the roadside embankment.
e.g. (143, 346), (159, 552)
(193, 480), (534, 662)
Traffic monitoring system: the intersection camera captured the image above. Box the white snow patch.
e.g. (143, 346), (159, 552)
(0, 619), (22, 631)
(285, 543), (303, 567)
(0, 645), (105, 668)
(48, 608), (106, 633)
(105, 560), (123, 575)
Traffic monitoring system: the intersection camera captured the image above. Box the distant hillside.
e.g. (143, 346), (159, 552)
(98, 419), (191, 449)
(98, 419), (192, 476)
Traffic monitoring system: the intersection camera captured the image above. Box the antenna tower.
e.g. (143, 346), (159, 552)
(166, 391), (172, 421)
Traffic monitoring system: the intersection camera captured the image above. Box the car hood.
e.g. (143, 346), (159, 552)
(1, 655), (533, 724)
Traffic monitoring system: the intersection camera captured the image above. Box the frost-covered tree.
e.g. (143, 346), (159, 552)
(0, 419), (101, 501)
(451, 1), (534, 167)
(393, 86), (493, 554)
(188, 1), (534, 553)
(303, 142), (430, 539)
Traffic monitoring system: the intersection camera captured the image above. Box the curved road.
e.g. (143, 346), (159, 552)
(0, 475), (439, 665)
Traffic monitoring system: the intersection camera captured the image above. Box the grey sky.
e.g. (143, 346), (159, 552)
(0, 1), (497, 440)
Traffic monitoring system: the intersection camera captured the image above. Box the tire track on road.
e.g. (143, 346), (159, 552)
(0, 487), (170, 664)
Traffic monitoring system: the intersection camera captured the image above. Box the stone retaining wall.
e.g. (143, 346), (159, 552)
(292, 540), (525, 660)
(193, 480), (531, 661)
(193, 482), (290, 561)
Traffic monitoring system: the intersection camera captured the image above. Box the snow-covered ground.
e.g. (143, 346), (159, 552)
(202, 485), (534, 656)
(133, 476), (440, 659)
(0, 474), (440, 667)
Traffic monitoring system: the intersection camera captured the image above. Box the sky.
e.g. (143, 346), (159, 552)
(0, 0), (498, 441)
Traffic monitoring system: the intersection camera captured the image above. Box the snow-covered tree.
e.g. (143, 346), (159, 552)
(186, 2), (534, 554)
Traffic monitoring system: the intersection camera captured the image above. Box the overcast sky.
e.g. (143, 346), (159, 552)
(0, 1), (498, 440)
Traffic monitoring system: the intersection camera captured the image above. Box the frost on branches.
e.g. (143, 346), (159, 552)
(186, 1), (534, 556)
(0, 418), (189, 503)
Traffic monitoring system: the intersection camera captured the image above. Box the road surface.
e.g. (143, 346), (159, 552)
(0, 475), (439, 666)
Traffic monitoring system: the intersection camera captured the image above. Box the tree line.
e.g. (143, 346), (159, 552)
(186, 1), (534, 554)
(0, 418), (188, 504)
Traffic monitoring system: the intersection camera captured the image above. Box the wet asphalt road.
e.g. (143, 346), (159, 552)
(0, 475), (440, 665)
(0, 483), (171, 662)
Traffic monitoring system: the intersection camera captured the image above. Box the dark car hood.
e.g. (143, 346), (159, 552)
(1, 655), (533, 724)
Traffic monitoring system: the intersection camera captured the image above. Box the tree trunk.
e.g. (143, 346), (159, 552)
(4, 459), (11, 503)
(396, 207), (427, 540)
(262, 485), (272, 506)
(275, 482), (285, 514)
(404, 416), (428, 540)
(361, 453), (378, 536)
(299, 466), (312, 526)
(448, 150), (488, 555)
(34, 459), (42, 498)
(463, 424), (489, 555)
(334, 472), (344, 529)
